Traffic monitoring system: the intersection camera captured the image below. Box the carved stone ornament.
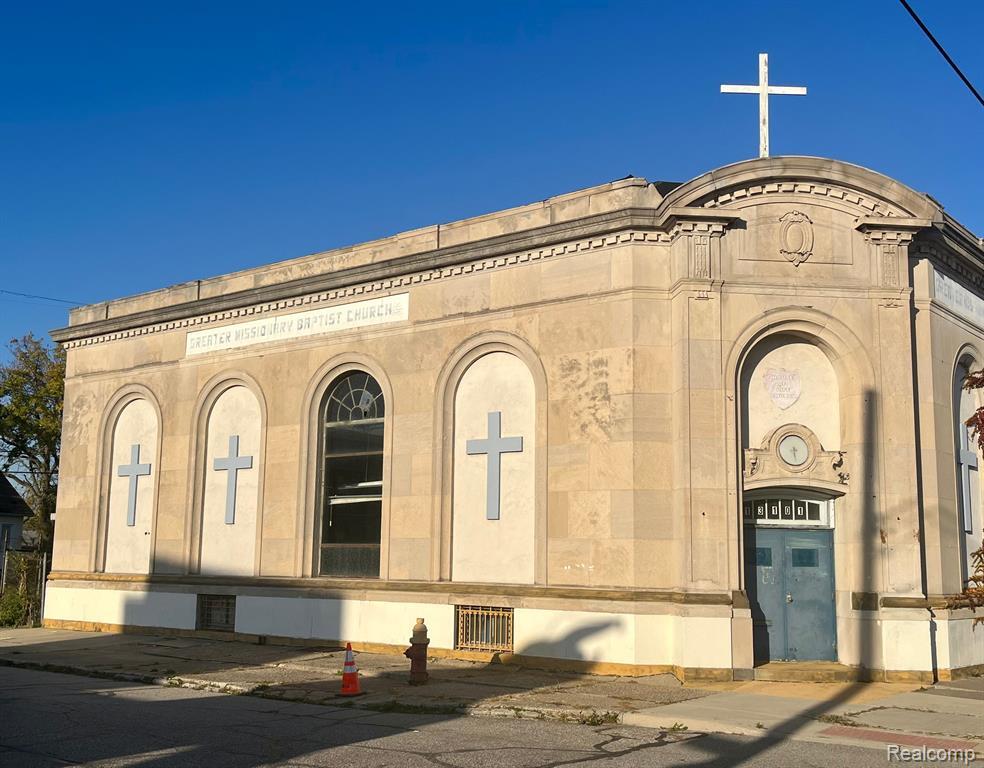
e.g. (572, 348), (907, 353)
(778, 210), (814, 266)
(763, 367), (801, 410)
(743, 424), (848, 492)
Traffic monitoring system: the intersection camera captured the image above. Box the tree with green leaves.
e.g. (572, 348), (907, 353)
(0, 334), (65, 554)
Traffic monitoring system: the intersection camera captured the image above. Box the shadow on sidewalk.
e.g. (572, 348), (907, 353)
(675, 388), (885, 767)
(2, 389), (895, 766)
(1, 612), (875, 768)
(2, 623), (718, 768)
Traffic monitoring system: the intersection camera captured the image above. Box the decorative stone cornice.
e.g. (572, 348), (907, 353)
(46, 570), (735, 606)
(55, 206), (740, 350)
(56, 226), (671, 350)
(668, 220), (731, 239)
(854, 217), (933, 289)
(658, 209), (737, 282)
(661, 155), (982, 292)
(54, 157), (984, 349)
(914, 240), (984, 294)
(702, 181), (905, 218)
(854, 216), (932, 241)
(659, 207), (738, 239)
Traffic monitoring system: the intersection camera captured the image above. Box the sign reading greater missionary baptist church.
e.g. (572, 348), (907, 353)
(185, 293), (410, 356)
(934, 273), (984, 331)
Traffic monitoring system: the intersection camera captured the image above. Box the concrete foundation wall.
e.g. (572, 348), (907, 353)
(42, 582), (984, 676)
(45, 585), (197, 631)
(880, 613), (934, 673)
(234, 596), (456, 649)
(934, 612), (984, 672)
(44, 582), (736, 670)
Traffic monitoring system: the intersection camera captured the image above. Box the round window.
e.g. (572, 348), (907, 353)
(778, 434), (809, 466)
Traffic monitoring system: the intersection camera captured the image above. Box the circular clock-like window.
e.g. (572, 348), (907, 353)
(778, 434), (810, 467)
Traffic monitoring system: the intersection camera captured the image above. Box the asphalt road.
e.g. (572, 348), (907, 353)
(0, 666), (895, 767)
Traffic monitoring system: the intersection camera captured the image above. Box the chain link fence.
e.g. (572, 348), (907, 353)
(0, 550), (48, 627)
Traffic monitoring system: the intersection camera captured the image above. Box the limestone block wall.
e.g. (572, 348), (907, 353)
(912, 257), (984, 596)
(52, 214), (952, 602)
(55, 239), (684, 592)
(48, 157), (984, 677)
(56, 258), (922, 602)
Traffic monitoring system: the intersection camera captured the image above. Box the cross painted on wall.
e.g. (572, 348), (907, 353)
(117, 444), (152, 527)
(214, 435), (254, 525)
(959, 425), (979, 534)
(466, 411), (523, 521)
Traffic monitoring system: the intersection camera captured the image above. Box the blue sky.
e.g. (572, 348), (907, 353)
(1, 0), (981, 355)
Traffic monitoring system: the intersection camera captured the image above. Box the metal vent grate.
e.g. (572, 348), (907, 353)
(455, 605), (513, 652)
(196, 594), (236, 632)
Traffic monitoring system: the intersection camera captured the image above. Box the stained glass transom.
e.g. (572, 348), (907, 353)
(325, 371), (384, 423)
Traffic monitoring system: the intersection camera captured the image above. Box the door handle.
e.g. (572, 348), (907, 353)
(785, 593), (793, 603)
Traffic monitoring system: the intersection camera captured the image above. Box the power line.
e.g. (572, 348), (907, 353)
(898, 0), (984, 108)
(0, 289), (84, 306)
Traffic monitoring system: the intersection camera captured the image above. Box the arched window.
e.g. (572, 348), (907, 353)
(319, 371), (385, 578)
(955, 358), (981, 582)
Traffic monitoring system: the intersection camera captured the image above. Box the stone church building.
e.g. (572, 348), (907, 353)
(45, 157), (984, 681)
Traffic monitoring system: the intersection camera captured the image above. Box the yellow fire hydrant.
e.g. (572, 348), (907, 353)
(404, 617), (430, 685)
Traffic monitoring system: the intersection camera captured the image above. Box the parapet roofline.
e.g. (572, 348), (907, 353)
(52, 204), (727, 344)
(51, 156), (983, 343)
(63, 175), (671, 329)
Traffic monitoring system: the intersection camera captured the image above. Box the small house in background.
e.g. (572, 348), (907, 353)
(0, 475), (32, 551)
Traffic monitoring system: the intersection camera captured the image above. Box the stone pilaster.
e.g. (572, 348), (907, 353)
(857, 218), (931, 596)
(669, 217), (733, 590)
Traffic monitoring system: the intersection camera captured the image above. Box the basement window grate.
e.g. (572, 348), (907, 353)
(455, 605), (513, 652)
(196, 594), (236, 632)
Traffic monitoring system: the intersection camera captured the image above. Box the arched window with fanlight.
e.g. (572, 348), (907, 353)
(318, 370), (385, 578)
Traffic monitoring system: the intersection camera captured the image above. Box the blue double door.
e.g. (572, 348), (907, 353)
(745, 527), (837, 662)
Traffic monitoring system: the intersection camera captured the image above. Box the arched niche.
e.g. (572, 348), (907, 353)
(452, 351), (536, 584)
(433, 332), (548, 584)
(188, 374), (266, 576)
(723, 308), (876, 592)
(953, 348), (984, 581)
(92, 385), (163, 574)
(741, 333), (841, 453)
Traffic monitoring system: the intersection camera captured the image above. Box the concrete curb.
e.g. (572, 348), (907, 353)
(621, 712), (760, 737)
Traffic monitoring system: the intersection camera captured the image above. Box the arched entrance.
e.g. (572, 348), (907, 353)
(736, 330), (850, 664)
(743, 489), (837, 662)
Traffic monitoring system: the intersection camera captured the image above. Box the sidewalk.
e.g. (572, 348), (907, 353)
(1, 627), (980, 753)
(0, 628), (710, 721)
(624, 679), (984, 753)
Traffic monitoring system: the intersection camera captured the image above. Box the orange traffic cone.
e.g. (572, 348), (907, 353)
(339, 643), (363, 696)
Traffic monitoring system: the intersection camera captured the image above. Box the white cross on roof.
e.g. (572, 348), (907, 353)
(721, 53), (807, 158)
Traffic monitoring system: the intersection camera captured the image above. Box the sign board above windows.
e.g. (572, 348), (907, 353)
(185, 293), (410, 357)
(743, 495), (835, 528)
(934, 273), (984, 332)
